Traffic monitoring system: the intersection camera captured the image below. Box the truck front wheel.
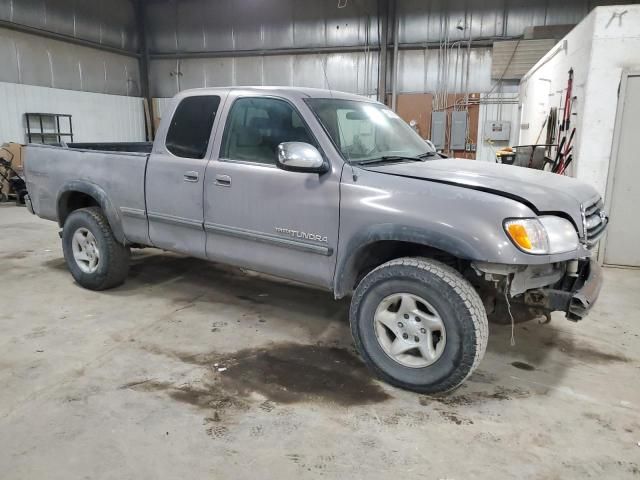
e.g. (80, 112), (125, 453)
(350, 257), (488, 394)
(61, 207), (130, 291)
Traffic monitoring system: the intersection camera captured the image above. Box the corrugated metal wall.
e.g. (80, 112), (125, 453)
(150, 51), (378, 98)
(0, 0), (138, 52)
(398, 48), (493, 93)
(1, 0), (634, 98)
(397, 0), (596, 41)
(0, 1), (144, 144)
(0, 0), (140, 97)
(0, 0), (634, 145)
(144, 0), (627, 53)
(145, 0), (379, 53)
(144, 0), (638, 97)
(0, 81), (146, 143)
(150, 47), (494, 98)
(0, 27), (141, 96)
(0, 0), (145, 142)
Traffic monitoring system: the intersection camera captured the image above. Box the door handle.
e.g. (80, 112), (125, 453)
(183, 171), (199, 182)
(214, 174), (231, 187)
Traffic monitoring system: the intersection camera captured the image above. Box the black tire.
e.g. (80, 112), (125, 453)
(61, 207), (130, 290)
(350, 257), (488, 394)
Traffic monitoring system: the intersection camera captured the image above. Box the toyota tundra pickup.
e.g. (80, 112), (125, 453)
(23, 87), (607, 393)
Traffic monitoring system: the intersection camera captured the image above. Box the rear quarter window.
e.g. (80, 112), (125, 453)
(166, 95), (221, 159)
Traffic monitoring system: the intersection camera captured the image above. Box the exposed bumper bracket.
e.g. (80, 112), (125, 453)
(523, 259), (602, 321)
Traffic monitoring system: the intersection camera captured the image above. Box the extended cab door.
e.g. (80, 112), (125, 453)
(203, 93), (340, 288)
(145, 94), (224, 257)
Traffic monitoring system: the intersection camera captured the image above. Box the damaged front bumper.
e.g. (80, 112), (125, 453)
(473, 258), (603, 321)
(524, 259), (603, 321)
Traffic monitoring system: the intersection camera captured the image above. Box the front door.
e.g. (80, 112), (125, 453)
(203, 94), (341, 288)
(145, 94), (223, 257)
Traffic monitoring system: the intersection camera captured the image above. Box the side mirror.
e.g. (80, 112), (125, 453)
(276, 142), (328, 173)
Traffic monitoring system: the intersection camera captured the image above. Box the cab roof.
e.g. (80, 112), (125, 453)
(175, 86), (379, 103)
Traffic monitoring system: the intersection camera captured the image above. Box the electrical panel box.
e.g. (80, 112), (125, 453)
(451, 111), (468, 150)
(484, 120), (511, 141)
(431, 112), (446, 149)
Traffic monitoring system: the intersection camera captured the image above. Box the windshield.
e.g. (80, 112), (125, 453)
(305, 98), (436, 164)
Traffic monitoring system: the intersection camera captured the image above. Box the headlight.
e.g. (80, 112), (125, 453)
(504, 216), (579, 254)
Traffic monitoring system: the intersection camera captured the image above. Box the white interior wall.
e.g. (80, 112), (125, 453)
(519, 5), (640, 197)
(0, 82), (146, 144)
(578, 7), (640, 198)
(519, 12), (594, 179)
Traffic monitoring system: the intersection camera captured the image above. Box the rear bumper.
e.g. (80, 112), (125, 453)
(524, 259), (603, 321)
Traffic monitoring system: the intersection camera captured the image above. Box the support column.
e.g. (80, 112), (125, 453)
(134, 0), (154, 140)
(377, 0), (389, 103)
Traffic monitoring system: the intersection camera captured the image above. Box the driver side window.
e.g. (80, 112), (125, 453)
(221, 97), (315, 166)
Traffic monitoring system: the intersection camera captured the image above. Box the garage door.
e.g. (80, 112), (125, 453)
(604, 74), (640, 267)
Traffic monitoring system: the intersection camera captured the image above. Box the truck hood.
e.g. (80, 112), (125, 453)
(363, 159), (600, 230)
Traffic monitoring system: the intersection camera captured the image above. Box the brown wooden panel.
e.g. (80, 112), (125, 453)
(395, 93), (433, 140)
(389, 93), (480, 159)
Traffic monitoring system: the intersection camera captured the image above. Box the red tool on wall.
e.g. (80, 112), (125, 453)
(562, 68), (574, 132)
(552, 68), (576, 174)
(554, 127), (576, 173)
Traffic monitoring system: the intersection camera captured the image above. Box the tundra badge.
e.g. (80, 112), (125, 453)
(275, 227), (328, 243)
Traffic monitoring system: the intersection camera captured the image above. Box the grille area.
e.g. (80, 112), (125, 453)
(582, 197), (607, 248)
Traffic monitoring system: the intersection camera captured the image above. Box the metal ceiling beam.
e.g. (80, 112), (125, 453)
(0, 19), (139, 58)
(147, 37), (522, 60)
(149, 45), (376, 59)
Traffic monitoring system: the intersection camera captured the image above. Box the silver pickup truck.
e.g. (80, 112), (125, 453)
(23, 87), (607, 393)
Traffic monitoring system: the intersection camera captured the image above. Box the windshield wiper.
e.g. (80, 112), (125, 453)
(353, 155), (423, 166)
(417, 151), (439, 159)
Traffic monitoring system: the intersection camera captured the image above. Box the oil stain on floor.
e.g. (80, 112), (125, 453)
(212, 343), (391, 406)
(126, 342), (391, 408)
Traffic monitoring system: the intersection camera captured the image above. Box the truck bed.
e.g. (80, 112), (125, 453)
(23, 143), (150, 245)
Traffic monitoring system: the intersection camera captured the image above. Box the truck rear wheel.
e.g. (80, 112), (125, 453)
(350, 257), (488, 394)
(61, 207), (130, 291)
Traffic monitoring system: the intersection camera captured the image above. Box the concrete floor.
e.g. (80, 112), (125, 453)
(1, 203), (639, 479)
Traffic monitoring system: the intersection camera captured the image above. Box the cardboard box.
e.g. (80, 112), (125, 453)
(0, 142), (25, 199)
(1, 142), (24, 170)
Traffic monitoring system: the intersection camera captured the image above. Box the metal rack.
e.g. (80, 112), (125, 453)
(25, 113), (74, 144)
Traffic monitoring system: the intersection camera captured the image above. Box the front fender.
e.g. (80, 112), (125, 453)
(333, 223), (487, 298)
(57, 180), (126, 244)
